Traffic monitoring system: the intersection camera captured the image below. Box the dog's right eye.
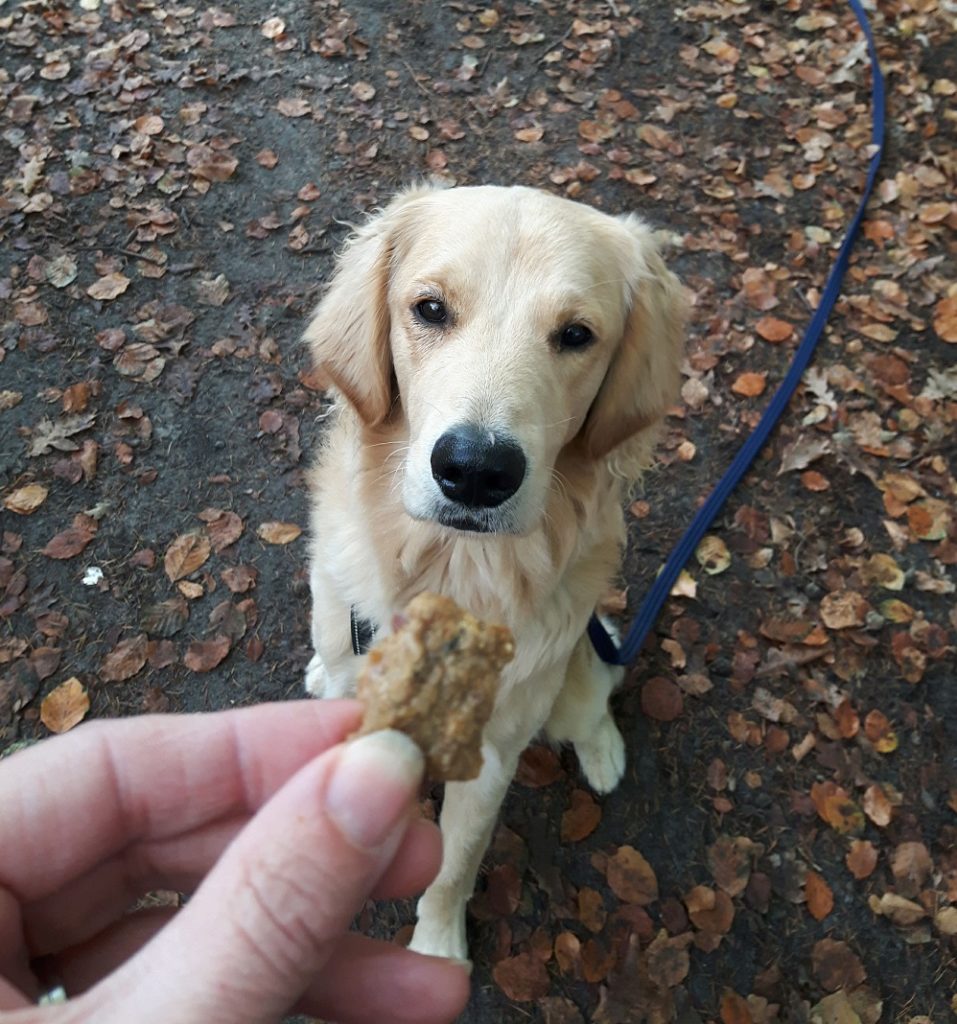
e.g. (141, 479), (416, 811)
(415, 299), (448, 325)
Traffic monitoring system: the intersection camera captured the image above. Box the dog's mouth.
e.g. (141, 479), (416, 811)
(434, 506), (496, 534)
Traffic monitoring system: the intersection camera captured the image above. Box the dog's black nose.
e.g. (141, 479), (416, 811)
(431, 426), (526, 509)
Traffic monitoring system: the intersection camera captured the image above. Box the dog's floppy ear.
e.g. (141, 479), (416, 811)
(581, 218), (686, 460)
(304, 191), (424, 425)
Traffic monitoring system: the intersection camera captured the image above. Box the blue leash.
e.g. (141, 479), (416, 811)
(589, 0), (886, 667)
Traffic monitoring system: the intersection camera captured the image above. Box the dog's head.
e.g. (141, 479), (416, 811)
(305, 185), (685, 535)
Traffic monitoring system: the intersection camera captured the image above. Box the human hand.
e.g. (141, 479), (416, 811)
(0, 700), (469, 1023)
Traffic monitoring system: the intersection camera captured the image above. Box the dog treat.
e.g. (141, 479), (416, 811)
(354, 592), (514, 781)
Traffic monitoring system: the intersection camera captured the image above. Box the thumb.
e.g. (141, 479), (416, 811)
(84, 729), (424, 1024)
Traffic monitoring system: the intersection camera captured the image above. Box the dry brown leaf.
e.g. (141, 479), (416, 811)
(641, 677), (683, 722)
(606, 845), (658, 905)
(99, 634), (148, 683)
(645, 929), (692, 989)
(755, 317), (793, 342)
(890, 841), (932, 898)
(578, 887), (607, 933)
(40, 677), (89, 733)
(869, 892), (925, 926)
(186, 145), (238, 181)
(561, 789), (601, 842)
(846, 840), (878, 880)
(221, 565), (258, 594)
(720, 989), (754, 1024)
(257, 521), (302, 545)
(3, 484), (48, 515)
(731, 372), (768, 398)
(810, 781), (865, 834)
(932, 295), (957, 342)
(819, 590), (870, 630)
(41, 516), (98, 560)
(164, 531), (211, 582)
(492, 952), (549, 1002)
(862, 783), (893, 827)
(863, 709), (898, 753)
(198, 508), (244, 552)
(685, 885), (734, 934)
(183, 635), (231, 673)
(811, 938), (866, 993)
(87, 273), (130, 301)
(708, 835), (757, 896)
(805, 871), (834, 921)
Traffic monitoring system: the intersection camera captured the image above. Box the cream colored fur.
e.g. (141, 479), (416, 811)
(302, 184), (685, 962)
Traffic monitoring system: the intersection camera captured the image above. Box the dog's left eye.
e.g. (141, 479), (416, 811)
(557, 323), (594, 350)
(415, 299), (448, 325)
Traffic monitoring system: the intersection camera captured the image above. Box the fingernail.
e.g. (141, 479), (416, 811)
(325, 730), (424, 849)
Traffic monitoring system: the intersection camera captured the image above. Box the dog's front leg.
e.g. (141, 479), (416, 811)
(407, 739), (515, 963)
(407, 664), (569, 963)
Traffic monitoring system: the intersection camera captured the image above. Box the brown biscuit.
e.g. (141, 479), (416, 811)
(354, 592), (514, 781)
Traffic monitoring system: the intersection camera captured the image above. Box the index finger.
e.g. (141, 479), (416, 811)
(0, 699), (361, 903)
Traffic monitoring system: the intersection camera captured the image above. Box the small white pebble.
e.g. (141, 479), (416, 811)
(82, 566), (104, 586)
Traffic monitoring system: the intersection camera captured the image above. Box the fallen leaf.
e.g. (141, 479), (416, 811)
(561, 789), (601, 842)
(99, 634), (148, 682)
(221, 565), (258, 594)
(732, 372), (768, 397)
(810, 781), (865, 834)
(606, 845), (658, 905)
(198, 508), (244, 552)
(860, 553), (905, 590)
(164, 531), (211, 582)
(42, 515), (97, 559)
(28, 413), (96, 456)
(862, 709), (898, 753)
(492, 952), (549, 1001)
(645, 929), (692, 989)
(846, 840), (878, 880)
(695, 535), (731, 574)
(756, 317), (793, 342)
(87, 273), (130, 301)
(40, 677), (90, 733)
(187, 145), (238, 182)
(257, 521), (302, 545)
(809, 991), (862, 1024)
(720, 989), (754, 1024)
(183, 635), (231, 673)
(819, 590), (870, 630)
(805, 871), (834, 921)
(141, 596), (189, 638)
(862, 784), (893, 827)
(811, 938), (866, 992)
(3, 484), (48, 515)
(932, 295), (957, 342)
(890, 841), (932, 898)
(641, 676), (683, 722)
(685, 885), (734, 933)
(869, 892), (925, 926)
(577, 887), (607, 933)
(777, 435), (832, 474)
(707, 836), (756, 897)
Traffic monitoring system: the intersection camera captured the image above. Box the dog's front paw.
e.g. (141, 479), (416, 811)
(304, 653), (330, 697)
(407, 895), (469, 963)
(576, 714), (626, 794)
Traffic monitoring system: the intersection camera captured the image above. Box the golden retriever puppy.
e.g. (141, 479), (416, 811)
(303, 183), (685, 961)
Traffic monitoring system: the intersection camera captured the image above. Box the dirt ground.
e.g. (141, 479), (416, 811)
(1, 1), (955, 1022)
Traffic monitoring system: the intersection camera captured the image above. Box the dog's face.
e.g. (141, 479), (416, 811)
(305, 185), (685, 535)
